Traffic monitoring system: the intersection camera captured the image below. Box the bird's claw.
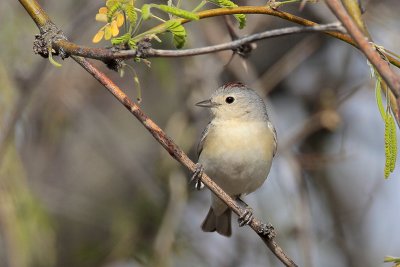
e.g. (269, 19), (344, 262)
(238, 207), (254, 227)
(258, 223), (276, 239)
(191, 163), (204, 190)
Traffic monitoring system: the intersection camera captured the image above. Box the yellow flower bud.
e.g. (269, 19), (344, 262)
(116, 13), (125, 27)
(111, 20), (119, 37)
(104, 25), (112, 40)
(95, 13), (108, 22)
(92, 30), (104, 43)
(99, 7), (108, 14)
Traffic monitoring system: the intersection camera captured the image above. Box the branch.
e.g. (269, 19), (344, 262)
(48, 6), (400, 68)
(18, 0), (298, 266)
(53, 22), (345, 61)
(53, 23), (343, 61)
(325, 0), (400, 122)
(120, 23), (344, 58)
(72, 54), (298, 267)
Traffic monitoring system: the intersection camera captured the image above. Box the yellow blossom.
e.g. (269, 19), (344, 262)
(111, 20), (119, 36)
(95, 13), (108, 22)
(104, 25), (112, 40)
(99, 7), (108, 14)
(116, 13), (124, 27)
(92, 30), (104, 43)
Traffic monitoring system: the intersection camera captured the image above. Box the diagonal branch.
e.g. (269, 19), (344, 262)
(73, 55), (297, 267)
(18, 0), (298, 266)
(325, 0), (400, 124)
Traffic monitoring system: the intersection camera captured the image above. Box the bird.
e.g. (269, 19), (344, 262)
(194, 82), (277, 237)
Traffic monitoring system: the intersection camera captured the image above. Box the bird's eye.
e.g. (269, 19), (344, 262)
(225, 96), (235, 104)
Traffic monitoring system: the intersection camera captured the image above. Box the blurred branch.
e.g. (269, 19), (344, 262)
(281, 110), (341, 151)
(0, 61), (47, 166)
(18, 0), (298, 266)
(152, 171), (187, 267)
(252, 35), (322, 94)
(325, 0), (400, 127)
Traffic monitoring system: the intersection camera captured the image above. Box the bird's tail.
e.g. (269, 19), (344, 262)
(201, 207), (232, 237)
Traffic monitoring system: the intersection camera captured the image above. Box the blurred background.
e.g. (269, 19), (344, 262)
(1, 0), (400, 267)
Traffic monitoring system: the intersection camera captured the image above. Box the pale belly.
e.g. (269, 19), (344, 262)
(199, 120), (275, 196)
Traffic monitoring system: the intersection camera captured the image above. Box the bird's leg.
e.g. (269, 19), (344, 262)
(190, 163), (204, 190)
(236, 198), (276, 238)
(236, 197), (254, 227)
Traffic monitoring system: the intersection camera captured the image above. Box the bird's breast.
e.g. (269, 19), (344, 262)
(199, 120), (275, 195)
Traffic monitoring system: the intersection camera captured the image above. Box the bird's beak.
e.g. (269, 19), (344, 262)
(195, 99), (219, 108)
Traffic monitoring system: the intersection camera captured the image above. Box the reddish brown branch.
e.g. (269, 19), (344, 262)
(72, 55), (297, 267)
(325, 0), (400, 121)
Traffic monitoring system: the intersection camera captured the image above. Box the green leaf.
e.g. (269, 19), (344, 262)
(107, 2), (122, 21)
(128, 38), (137, 49)
(173, 34), (186, 49)
(141, 4), (199, 21)
(384, 256), (400, 263)
(106, 0), (119, 8)
(234, 14), (246, 29)
(141, 4), (152, 20)
(151, 4), (199, 20)
(207, 0), (246, 29)
(375, 76), (385, 119)
(111, 33), (131, 45)
(163, 19), (187, 48)
(130, 19), (186, 48)
(125, 3), (137, 24)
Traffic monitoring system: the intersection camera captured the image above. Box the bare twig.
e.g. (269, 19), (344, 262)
(121, 23), (344, 58)
(54, 23), (343, 60)
(18, 0), (298, 266)
(325, 0), (400, 124)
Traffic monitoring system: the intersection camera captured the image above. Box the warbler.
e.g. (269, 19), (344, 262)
(195, 82), (277, 237)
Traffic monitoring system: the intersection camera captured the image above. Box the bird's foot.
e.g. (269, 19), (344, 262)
(238, 207), (254, 227)
(258, 223), (276, 239)
(190, 163), (204, 190)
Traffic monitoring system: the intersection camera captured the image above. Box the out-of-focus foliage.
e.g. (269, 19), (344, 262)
(0, 64), (55, 267)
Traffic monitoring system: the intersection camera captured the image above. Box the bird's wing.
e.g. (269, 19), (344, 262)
(197, 122), (212, 158)
(268, 121), (278, 157)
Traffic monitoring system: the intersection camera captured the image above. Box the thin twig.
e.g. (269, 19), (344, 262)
(18, 0), (298, 266)
(120, 23), (344, 58)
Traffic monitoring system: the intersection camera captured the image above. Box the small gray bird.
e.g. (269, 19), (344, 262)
(195, 82), (277, 237)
